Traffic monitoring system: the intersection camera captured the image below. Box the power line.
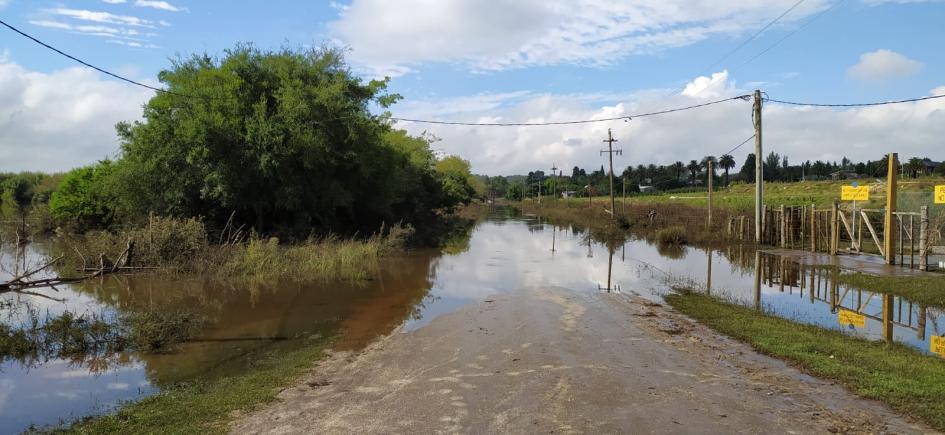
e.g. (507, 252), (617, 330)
(721, 134), (756, 157)
(0, 18), (225, 101)
(731, 0), (846, 73)
(388, 94), (751, 127)
(765, 93), (945, 108)
(693, 0), (808, 81)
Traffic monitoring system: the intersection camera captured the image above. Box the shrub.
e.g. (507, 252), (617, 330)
(654, 226), (688, 245)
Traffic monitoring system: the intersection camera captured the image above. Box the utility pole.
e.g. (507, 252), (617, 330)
(550, 163), (558, 203)
(707, 159), (714, 229)
(537, 174), (542, 206)
(601, 128), (622, 218)
(753, 89), (763, 242)
(884, 153), (898, 265)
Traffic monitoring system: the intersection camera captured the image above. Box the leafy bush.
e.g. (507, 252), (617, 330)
(49, 161), (119, 230)
(654, 226), (688, 245)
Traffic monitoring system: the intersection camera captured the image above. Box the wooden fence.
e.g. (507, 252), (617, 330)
(727, 204), (933, 271)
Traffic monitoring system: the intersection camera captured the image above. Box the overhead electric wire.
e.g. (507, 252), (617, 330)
(765, 93), (945, 108)
(693, 0), (808, 80)
(388, 94), (752, 126)
(721, 134), (756, 157)
(731, 0), (846, 73)
(0, 18), (227, 101)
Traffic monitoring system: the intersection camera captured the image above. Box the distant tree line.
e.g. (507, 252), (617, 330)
(481, 152), (944, 199)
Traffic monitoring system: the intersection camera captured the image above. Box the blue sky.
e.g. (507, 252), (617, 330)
(1, 0), (944, 174)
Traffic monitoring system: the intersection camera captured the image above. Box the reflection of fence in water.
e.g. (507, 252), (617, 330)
(757, 253), (942, 343)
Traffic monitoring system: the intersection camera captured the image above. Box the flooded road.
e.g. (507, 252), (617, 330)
(1, 208), (943, 432)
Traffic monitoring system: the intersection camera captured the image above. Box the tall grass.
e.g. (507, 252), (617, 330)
(54, 216), (414, 282)
(216, 235), (391, 282)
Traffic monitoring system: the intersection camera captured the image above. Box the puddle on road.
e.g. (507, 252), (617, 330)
(1, 207), (942, 431)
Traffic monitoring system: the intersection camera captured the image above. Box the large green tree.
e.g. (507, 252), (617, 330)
(106, 45), (449, 235)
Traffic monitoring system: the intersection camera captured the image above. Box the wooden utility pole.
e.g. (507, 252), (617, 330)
(622, 176), (627, 213)
(707, 159), (714, 229)
(537, 175), (542, 205)
(550, 163), (558, 203)
(884, 153), (898, 265)
(753, 90), (763, 242)
(601, 129), (622, 217)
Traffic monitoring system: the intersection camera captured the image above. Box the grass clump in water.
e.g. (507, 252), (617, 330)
(666, 290), (945, 431)
(838, 272), (945, 309)
(654, 226), (687, 245)
(217, 224), (411, 282)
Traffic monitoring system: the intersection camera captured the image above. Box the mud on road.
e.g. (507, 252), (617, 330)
(232, 286), (932, 434)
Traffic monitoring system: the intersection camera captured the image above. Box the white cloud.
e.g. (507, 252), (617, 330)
(134, 0), (186, 12)
(103, 0), (127, 4)
(682, 70), (731, 99)
(32, 8), (163, 45)
(0, 58), (152, 172)
(847, 49), (923, 82)
(329, 0), (834, 76)
(49, 8), (155, 28)
(392, 72), (945, 175)
(30, 20), (157, 42)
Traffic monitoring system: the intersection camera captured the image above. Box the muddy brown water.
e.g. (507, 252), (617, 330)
(1, 208), (943, 432)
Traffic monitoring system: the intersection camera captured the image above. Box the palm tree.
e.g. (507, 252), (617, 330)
(906, 157), (925, 178)
(686, 160), (701, 185)
(671, 161), (685, 180)
(719, 154), (736, 185)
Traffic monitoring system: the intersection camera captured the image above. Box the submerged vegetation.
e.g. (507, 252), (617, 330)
(653, 226), (687, 245)
(667, 290), (945, 432)
(53, 215), (414, 282)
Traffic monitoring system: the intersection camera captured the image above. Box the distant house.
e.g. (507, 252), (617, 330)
(639, 185), (658, 193)
(830, 170), (861, 180)
(921, 158), (941, 175)
(561, 190), (578, 198)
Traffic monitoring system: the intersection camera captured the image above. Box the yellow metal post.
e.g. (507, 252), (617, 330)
(882, 293), (894, 342)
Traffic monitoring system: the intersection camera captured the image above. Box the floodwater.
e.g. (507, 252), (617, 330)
(1, 208), (943, 432)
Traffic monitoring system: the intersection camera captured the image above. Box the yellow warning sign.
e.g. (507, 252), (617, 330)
(838, 309), (865, 328)
(841, 185), (869, 201)
(932, 336), (945, 357)
(935, 185), (945, 204)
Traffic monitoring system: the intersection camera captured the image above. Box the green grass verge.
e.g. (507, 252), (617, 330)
(63, 339), (331, 434)
(666, 291), (945, 431)
(839, 273), (945, 309)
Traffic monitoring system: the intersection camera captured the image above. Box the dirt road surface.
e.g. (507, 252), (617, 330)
(232, 286), (932, 434)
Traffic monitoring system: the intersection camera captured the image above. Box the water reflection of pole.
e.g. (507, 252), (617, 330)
(753, 250), (762, 310)
(706, 248), (713, 295)
(808, 266), (815, 304)
(882, 293), (894, 343)
(599, 244), (619, 293)
(551, 227), (556, 255)
(587, 237), (593, 258)
(918, 306), (927, 340)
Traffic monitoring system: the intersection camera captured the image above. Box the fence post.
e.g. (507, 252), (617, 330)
(830, 201), (839, 256)
(780, 205), (786, 248)
(810, 204), (817, 252)
(919, 205), (929, 271)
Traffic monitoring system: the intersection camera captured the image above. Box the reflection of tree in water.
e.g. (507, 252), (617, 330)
(655, 242), (686, 260)
(0, 299), (131, 373)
